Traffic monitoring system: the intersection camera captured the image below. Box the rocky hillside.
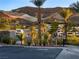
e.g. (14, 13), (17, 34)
(0, 6), (79, 25)
(12, 7), (64, 17)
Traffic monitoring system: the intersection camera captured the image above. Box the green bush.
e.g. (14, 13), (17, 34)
(2, 37), (10, 44)
(66, 39), (79, 45)
(57, 39), (63, 45)
(52, 39), (63, 46)
(2, 37), (16, 45)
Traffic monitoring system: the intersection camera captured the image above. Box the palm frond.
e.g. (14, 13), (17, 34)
(60, 9), (73, 22)
(31, 0), (46, 6)
(70, 1), (79, 12)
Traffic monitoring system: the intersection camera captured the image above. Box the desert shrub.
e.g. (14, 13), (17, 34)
(43, 34), (48, 46)
(57, 39), (63, 45)
(66, 39), (79, 45)
(2, 37), (10, 44)
(2, 37), (16, 45)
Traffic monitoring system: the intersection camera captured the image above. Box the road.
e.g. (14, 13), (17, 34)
(0, 45), (79, 59)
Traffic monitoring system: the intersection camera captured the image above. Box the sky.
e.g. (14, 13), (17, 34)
(0, 0), (79, 11)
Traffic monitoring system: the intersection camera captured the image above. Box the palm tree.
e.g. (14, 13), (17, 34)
(31, 0), (46, 45)
(70, 1), (79, 26)
(70, 1), (79, 13)
(60, 8), (73, 46)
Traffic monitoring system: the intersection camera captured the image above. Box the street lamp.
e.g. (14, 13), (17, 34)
(32, 0), (46, 45)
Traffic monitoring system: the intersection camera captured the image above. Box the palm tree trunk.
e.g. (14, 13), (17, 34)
(21, 40), (22, 45)
(37, 6), (42, 46)
(63, 22), (67, 46)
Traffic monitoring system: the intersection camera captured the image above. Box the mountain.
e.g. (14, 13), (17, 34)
(12, 6), (64, 17)
(0, 11), (21, 20)
(0, 6), (79, 26)
(0, 11), (37, 26)
(11, 6), (66, 23)
(12, 6), (79, 24)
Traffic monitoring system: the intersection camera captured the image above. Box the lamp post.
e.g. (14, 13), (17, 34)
(32, 0), (46, 45)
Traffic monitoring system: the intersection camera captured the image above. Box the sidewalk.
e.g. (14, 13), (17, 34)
(56, 46), (79, 59)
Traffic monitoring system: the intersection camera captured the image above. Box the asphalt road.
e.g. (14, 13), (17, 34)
(0, 46), (62, 59)
(0, 46), (79, 59)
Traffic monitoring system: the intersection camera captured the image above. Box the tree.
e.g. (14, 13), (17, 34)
(70, 1), (79, 13)
(0, 18), (10, 30)
(49, 22), (59, 34)
(17, 33), (26, 45)
(70, 1), (79, 28)
(67, 21), (76, 31)
(59, 8), (73, 46)
(41, 22), (48, 46)
(49, 22), (59, 46)
(31, 0), (46, 45)
(31, 25), (38, 46)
